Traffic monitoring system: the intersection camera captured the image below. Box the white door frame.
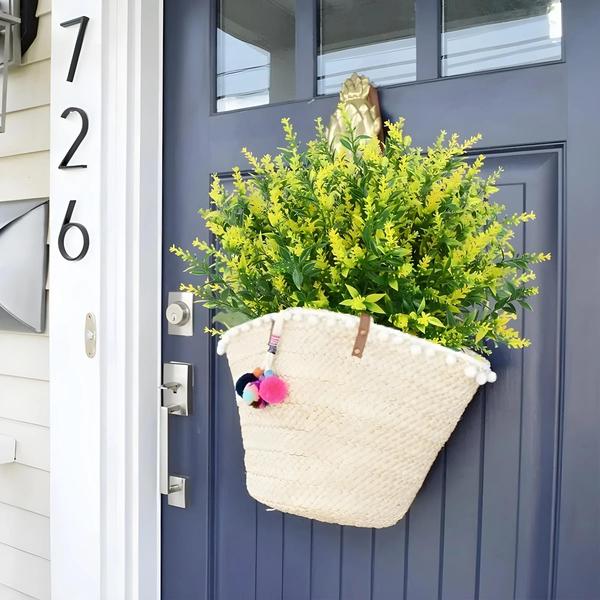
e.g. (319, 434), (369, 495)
(49, 1), (163, 599)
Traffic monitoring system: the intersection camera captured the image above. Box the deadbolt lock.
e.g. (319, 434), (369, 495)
(166, 291), (193, 336)
(166, 301), (189, 325)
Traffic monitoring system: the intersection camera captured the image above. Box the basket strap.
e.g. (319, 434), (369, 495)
(352, 313), (372, 358)
(263, 315), (284, 371)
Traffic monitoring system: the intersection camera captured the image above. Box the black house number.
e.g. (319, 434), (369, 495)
(60, 16), (89, 83)
(58, 107), (89, 169)
(58, 16), (91, 262)
(58, 200), (90, 262)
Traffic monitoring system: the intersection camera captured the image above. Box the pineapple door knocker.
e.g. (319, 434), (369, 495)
(327, 73), (383, 153)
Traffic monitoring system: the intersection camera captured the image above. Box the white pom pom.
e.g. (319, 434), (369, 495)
(292, 313), (303, 322)
(283, 311), (292, 321)
(487, 371), (497, 383)
(445, 354), (457, 366)
(241, 323), (251, 333)
(410, 345), (422, 356)
(260, 315), (271, 324)
(216, 341), (226, 355)
(476, 372), (488, 385)
(425, 347), (436, 358)
(464, 365), (477, 379)
(377, 331), (389, 342)
(251, 319), (261, 328)
(308, 315), (319, 326)
(392, 336), (403, 345)
(345, 319), (354, 330)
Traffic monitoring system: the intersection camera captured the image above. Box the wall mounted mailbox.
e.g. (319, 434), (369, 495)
(0, 198), (48, 332)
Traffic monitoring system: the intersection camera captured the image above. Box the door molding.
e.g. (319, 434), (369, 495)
(50, 1), (163, 599)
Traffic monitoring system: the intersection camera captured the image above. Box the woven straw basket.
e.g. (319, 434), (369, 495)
(219, 307), (496, 529)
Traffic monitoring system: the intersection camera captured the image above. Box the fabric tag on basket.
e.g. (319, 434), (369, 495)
(352, 313), (372, 358)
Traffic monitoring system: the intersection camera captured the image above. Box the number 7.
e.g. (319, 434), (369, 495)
(60, 16), (90, 82)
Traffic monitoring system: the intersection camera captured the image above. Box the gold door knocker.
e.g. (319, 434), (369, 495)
(327, 73), (383, 153)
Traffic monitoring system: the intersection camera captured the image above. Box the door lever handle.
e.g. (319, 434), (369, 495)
(159, 381), (181, 393)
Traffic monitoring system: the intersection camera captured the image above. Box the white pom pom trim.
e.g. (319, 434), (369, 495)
(224, 308), (493, 376)
(464, 366), (477, 379)
(216, 341), (226, 355)
(476, 372), (488, 385)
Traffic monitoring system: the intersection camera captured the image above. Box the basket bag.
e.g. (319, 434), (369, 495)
(218, 307), (496, 529)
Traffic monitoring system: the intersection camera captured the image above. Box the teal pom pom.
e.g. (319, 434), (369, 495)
(242, 382), (260, 405)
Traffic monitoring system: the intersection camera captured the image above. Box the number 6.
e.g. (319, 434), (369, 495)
(58, 200), (90, 261)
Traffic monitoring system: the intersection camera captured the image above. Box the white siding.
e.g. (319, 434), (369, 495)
(0, 3), (51, 599)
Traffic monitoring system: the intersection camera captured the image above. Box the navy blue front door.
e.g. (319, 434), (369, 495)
(162, 2), (600, 598)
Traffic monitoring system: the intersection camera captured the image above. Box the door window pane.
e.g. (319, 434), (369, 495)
(217, 0), (296, 112)
(318, 0), (416, 96)
(442, 0), (562, 77)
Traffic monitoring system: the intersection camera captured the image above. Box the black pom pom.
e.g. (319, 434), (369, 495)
(235, 372), (258, 397)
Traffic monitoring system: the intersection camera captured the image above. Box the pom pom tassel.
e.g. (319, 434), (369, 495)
(259, 374), (288, 405)
(235, 367), (288, 408)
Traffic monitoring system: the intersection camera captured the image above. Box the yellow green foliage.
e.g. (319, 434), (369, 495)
(171, 115), (550, 354)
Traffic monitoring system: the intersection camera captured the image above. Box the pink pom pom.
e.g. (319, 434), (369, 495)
(259, 375), (288, 404)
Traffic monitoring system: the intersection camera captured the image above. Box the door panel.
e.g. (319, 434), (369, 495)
(205, 62), (566, 172)
(163, 1), (599, 598)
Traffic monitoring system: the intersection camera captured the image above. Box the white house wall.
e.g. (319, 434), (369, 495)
(0, 1), (52, 599)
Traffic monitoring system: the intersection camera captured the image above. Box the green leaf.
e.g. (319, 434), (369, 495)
(365, 293), (386, 303)
(213, 311), (252, 328)
(341, 297), (367, 310)
(366, 302), (386, 314)
(339, 137), (353, 152)
(427, 316), (445, 328)
(474, 325), (488, 343)
(292, 268), (304, 290)
(388, 279), (399, 291)
(345, 284), (360, 298)
(518, 300), (532, 311)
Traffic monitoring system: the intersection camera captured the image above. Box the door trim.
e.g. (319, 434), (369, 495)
(49, 1), (163, 599)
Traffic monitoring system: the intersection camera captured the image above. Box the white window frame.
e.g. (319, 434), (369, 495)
(49, 1), (163, 599)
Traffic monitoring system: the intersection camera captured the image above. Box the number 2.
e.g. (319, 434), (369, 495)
(59, 107), (89, 169)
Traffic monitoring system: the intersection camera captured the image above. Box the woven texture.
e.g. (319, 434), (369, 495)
(222, 308), (492, 528)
